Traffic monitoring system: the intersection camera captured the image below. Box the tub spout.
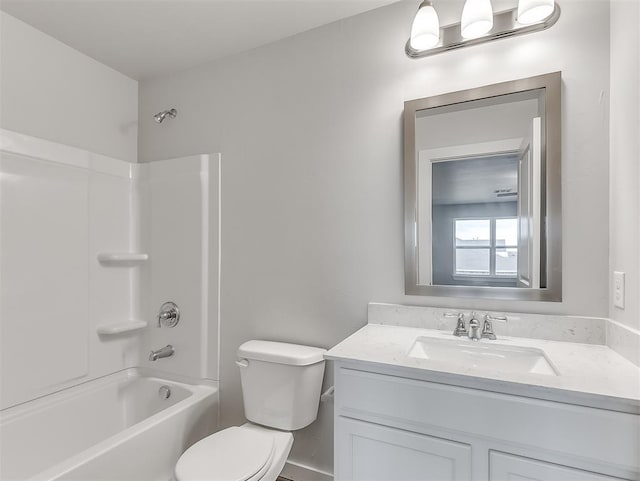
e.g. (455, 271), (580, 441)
(149, 345), (174, 361)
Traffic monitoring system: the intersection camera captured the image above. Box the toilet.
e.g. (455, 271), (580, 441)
(175, 340), (327, 481)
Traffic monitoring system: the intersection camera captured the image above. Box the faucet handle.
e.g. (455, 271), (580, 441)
(157, 302), (180, 328)
(481, 319), (497, 340)
(450, 313), (468, 337)
(481, 313), (503, 340)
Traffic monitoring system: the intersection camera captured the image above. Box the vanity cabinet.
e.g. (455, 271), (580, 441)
(333, 364), (639, 481)
(489, 452), (627, 481)
(336, 417), (471, 481)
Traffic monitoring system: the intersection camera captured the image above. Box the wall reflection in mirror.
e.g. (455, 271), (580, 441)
(404, 73), (561, 301)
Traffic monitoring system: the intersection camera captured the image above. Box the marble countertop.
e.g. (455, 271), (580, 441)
(325, 324), (640, 414)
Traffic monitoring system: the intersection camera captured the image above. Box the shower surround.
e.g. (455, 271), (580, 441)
(0, 129), (221, 479)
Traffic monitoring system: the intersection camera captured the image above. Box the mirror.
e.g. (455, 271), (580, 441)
(404, 73), (561, 301)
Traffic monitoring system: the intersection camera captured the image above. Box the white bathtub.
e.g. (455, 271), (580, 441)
(0, 368), (218, 481)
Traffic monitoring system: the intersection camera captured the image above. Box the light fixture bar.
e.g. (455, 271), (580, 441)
(405, 5), (560, 58)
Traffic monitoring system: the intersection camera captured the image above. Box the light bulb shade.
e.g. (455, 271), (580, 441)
(410, 1), (440, 50)
(461, 0), (494, 39)
(517, 0), (555, 24)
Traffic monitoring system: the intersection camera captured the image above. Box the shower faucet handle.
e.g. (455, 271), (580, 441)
(157, 301), (180, 328)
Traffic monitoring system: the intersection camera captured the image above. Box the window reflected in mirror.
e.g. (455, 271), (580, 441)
(453, 217), (518, 280)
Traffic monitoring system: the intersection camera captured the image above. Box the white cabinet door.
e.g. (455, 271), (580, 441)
(490, 451), (629, 481)
(336, 417), (471, 481)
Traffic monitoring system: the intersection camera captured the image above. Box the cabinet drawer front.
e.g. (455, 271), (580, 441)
(490, 451), (631, 481)
(336, 417), (471, 481)
(336, 367), (640, 473)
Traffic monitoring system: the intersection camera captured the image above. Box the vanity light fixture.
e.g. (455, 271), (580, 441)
(410, 1), (440, 50)
(406, 0), (560, 58)
(517, 0), (555, 24)
(461, 0), (494, 39)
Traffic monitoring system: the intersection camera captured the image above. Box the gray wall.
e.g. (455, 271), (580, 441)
(432, 202), (518, 286)
(609, 0), (640, 330)
(0, 12), (138, 162)
(138, 0), (611, 473)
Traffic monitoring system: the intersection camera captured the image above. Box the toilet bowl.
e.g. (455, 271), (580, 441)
(175, 424), (293, 481)
(174, 341), (326, 481)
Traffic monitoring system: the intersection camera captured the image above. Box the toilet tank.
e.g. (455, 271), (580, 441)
(237, 340), (326, 431)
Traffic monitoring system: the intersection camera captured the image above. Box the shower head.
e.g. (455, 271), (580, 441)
(154, 108), (177, 123)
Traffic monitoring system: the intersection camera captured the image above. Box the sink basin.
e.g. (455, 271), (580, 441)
(407, 337), (559, 376)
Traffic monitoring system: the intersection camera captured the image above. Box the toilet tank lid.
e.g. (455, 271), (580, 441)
(237, 340), (326, 366)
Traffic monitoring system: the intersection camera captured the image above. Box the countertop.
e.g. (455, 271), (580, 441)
(325, 324), (640, 414)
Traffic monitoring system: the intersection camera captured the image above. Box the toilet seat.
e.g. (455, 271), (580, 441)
(175, 426), (275, 481)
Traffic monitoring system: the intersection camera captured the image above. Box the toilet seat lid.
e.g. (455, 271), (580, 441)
(175, 426), (275, 481)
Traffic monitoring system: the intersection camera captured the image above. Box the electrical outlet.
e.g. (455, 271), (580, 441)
(613, 271), (625, 309)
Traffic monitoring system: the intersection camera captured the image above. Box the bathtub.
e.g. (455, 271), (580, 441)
(0, 368), (218, 481)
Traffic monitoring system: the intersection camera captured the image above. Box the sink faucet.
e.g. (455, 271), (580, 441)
(467, 312), (481, 341)
(149, 344), (174, 361)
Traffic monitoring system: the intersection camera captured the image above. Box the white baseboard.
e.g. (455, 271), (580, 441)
(280, 460), (333, 481)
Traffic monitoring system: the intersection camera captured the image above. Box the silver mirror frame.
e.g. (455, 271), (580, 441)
(404, 72), (562, 301)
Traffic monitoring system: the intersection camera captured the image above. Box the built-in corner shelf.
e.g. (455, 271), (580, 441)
(97, 253), (149, 266)
(96, 320), (148, 335)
